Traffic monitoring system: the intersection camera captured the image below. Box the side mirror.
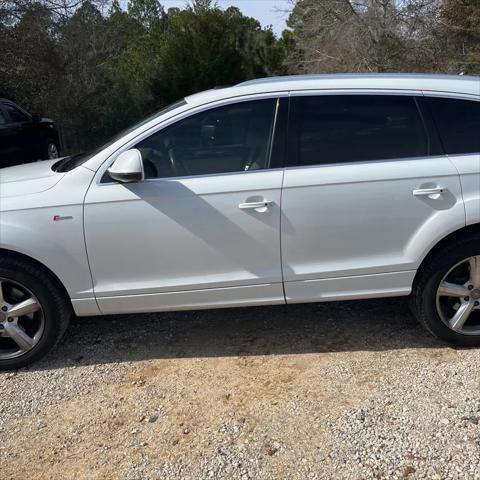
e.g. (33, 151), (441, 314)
(31, 114), (42, 124)
(107, 149), (145, 183)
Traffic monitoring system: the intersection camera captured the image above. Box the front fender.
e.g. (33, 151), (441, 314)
(0, 167), (96, 300)
(0, 208), (94, 299)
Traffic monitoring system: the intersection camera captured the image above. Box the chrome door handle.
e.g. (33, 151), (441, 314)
(413, 187), (446, 197)
(238, 200), (273, 210)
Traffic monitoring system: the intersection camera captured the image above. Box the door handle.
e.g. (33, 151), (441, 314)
(238, 200), (273, 210)
(413, 187), (446, 197)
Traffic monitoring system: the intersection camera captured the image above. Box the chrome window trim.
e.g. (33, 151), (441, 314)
(286, 89), (434, 169)
(94, 92), (287, 186)
(93, 88), (480, 186)
(421, 91), (480, 101)
(282, 153), (449, 175)
(289, 88), (423, 97)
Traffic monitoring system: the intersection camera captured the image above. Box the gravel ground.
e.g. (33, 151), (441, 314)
(1, 298), (480, 479)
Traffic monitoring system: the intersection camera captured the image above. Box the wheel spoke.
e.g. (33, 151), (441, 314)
(3, 323), (34, 351)
(0, 278), (44, 360)
(438, 281), (469, 298)
(469, 256), (480, 287)
(449, 301), (475, 332)
(8, 298), (40, 317)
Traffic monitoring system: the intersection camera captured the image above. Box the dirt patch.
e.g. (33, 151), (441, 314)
(1, 299), (479, 479)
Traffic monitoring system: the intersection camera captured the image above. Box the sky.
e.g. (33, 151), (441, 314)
(160, 0), (292, 36)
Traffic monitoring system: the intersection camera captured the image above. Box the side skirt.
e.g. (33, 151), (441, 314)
(95, 283), (285, 315)
(72, 271), (415, 317)
(284, 270), (415, 304)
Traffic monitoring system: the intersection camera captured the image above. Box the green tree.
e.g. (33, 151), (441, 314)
(0, 3), (60, 112)
(0, 0), (286, 153)
(149, 2), (285, 104)
(107, 0), (285, 114)
(127, 0), (164, 29)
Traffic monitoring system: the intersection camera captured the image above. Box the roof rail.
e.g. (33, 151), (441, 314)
(236, 73), (479, 87)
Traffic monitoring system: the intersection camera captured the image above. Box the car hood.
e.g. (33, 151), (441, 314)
(0, 159), (64, 198)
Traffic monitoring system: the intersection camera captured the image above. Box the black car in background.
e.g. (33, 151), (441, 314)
(0, 99), (61, 168)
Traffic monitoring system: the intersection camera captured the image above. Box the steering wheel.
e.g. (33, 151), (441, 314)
(143, 157), (158, 179)
(167, 147), (189, 176)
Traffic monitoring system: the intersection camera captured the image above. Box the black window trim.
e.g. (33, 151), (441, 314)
(414, 96), (445, 156)
(285, 92), (440, 169)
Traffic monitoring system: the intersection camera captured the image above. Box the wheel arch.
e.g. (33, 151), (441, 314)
(414, 223), (480, 286)
(0, 248), (71, 304)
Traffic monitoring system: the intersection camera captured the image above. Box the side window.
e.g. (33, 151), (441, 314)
(426, 97), (480, 155)
(136, 99), (278, 179)
(3, 103), (29, 123)
(289, 95), (429, 166)
(0, 108), (6, 125)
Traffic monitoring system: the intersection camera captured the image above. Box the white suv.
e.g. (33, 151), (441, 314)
(1, 74), (479, 369)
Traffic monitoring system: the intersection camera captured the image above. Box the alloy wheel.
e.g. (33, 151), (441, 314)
(47, 142), (59, 159)
(0, 278), (45, 360)
(436, 256), (480, 335)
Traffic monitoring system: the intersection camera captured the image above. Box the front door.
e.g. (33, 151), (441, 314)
(281, 93), (465, 302)
(1, 102), (34, 164)
(84, 97), (286, 313)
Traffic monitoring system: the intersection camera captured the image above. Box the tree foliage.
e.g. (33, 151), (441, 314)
(283, 0), (480, 75)
(439, 0), (480, 73)
(0, 0), (284, 152)
(0, 0), (478, 153)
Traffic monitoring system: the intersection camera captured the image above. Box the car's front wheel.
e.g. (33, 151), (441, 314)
(412, 234), (480, 346)
(0, 256), (71, 370)
(39, 138), (60, 160)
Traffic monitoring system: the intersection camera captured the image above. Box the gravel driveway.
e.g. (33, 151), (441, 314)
(1, 298), (480, 479)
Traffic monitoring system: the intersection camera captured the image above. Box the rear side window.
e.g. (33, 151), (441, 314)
(426, 97), (480, 155)
(3, 103), (29, 123)
(289, 95), (429, 166)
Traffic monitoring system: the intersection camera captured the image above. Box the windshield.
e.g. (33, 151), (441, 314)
(52, 99), (187, 173)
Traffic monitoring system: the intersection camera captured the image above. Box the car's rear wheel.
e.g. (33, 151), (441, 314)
(412, 234), (480, 346)
(0, 256), (71, 370)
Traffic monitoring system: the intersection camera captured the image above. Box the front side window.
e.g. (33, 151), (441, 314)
(3, 103), (29, 123)
(425, 97), (480, 155)
(289, 95), (429, 166)
(135, 99), (278, 179)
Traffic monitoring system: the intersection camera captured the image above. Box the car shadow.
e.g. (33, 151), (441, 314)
(28, 297), (452, 371)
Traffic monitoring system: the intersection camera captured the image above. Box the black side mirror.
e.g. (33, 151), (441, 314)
(31, 114), (42, 124)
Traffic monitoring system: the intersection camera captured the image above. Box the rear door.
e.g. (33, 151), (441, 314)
(422, 95), (480, 226)
(281, 92), (465, 303)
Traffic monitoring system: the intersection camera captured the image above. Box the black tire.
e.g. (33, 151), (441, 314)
(0, 256), (71, 370)
(411, 233), (480, 347)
